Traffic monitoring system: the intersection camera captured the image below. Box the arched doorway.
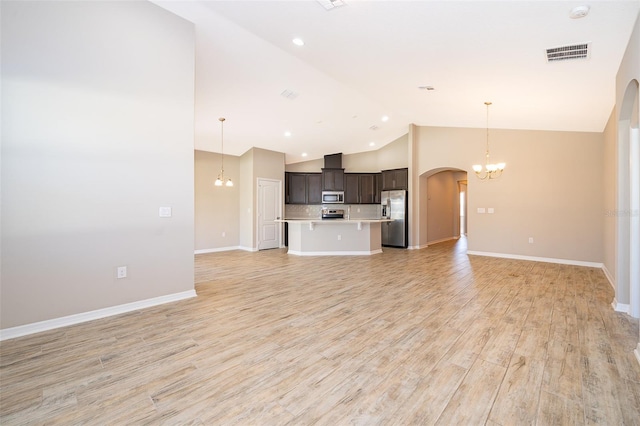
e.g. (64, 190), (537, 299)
(617, 79), (639, 319)
(419, 168), (468, 246)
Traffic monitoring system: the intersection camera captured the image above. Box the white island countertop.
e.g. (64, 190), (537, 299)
(278, 217), (389, 225)
(277, 218), (391, 256)
(278, 218), (391, 223)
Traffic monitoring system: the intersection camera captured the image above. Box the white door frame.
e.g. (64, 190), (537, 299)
(629, 127), (639, 318)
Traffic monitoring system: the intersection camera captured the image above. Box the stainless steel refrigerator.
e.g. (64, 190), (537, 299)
(381, 190), (408, 248)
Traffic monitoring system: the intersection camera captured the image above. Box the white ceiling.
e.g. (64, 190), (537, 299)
(153, 0), (640, 164)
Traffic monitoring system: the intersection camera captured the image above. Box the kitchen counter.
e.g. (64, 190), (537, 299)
(277, 218), (391, 256)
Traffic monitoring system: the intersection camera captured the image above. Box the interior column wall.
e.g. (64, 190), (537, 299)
(1, 1), (195, 329)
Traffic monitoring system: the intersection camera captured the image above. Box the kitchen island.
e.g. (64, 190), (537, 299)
(278, 219), (391, 256)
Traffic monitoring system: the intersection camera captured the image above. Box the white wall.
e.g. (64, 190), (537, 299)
(377, 134), (409, 171)
(194, 150), (240, 251)
(414, 126), (604, 263)
(1, 1), (195, 329)
(284, 134), (409, 173)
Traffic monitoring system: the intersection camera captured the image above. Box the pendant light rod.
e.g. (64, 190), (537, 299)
(472, 101), (505, 180)
(219, 117), (225, 177)
(215, 117), (233, 187)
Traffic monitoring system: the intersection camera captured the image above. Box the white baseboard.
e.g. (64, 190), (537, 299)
(408, 244), (428, 250)
(612, 299), (631, 314)
(466, 251), (604, 268)
(427, 236), (458, 246)
(287, 249), (382, 256)
(0, 290), (197, 342)
(239, 246), (258, 252)
(194, 246), (240, 254)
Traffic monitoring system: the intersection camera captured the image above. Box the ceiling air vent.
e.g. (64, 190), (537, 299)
(546, 43), (590, 62)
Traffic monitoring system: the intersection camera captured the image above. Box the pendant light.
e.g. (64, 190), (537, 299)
(472, 102), (505, 180)
(214, 117), (233, 187)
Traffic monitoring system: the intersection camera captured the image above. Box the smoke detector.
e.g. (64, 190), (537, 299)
(569, 5), (590, 19)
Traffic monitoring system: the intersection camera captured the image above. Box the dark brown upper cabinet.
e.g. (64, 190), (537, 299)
(381, 168), (408, 190)
(322, 168), (345, 191)
(285, 172), (322, 204)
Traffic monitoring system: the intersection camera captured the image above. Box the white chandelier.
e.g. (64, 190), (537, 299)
(214, 117), (233, 187)
(472, 102), (505, 180)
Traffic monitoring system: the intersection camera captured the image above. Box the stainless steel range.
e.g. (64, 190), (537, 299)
(321, 208), (344, 219)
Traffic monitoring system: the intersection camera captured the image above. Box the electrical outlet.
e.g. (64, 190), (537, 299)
(337, 234), (342, 241)
(222, 231), (226, 237)
(117, 266), (127, 279)
(529, 237), (534, 244)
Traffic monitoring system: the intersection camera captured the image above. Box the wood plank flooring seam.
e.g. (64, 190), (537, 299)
(1, 239), (639, 424)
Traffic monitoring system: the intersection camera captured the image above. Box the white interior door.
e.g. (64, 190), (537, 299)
(258, 178), (281, 250)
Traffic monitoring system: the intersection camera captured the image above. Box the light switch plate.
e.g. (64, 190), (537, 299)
(159, 207), (172, 218)
(477, 208), (486, 214)
(488, 208), (495, 214)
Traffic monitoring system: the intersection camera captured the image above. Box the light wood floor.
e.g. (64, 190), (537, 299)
(1, 238), (639, 425)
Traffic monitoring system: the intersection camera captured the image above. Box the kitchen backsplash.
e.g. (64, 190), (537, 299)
(285, 204), (381, 219)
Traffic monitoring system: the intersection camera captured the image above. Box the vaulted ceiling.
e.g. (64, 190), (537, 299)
(153, 0), (640, 163)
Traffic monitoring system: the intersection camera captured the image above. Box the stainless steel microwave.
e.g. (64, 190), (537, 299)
(322, 191), (344, 204)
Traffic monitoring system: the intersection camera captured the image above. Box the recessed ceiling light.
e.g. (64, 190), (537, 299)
(302, 152), (308, 157)
(569, 5), (589, 19)
(284, 131), (292, 137)
(292, 38), (305, 46)
(381, 116), (389, 122)
(369, 142), (376, 147)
